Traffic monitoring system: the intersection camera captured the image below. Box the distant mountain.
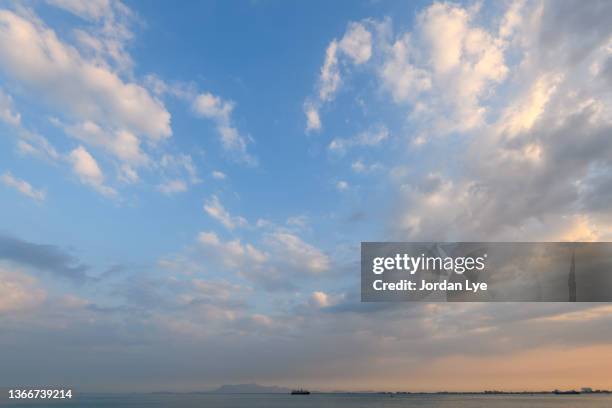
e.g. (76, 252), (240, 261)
(210, 384), (291, 394)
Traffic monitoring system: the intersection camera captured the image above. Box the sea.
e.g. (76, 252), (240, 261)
(2, 393), (612, 408)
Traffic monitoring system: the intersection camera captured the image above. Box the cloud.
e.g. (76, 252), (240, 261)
(156, 179), (187, 195)
(304, 102), (321, 132)
(328, 124), (389, 154)
(203, 195), (248, 230)
(160, 153), (201, 184)
(211, 170), (226, 180)
(0, 234), (90, 282)
(305, 22), (373, 131)
(309, 291), (330, 308)
(193, 92), (256, 165)
(68, 146), (117, 197)
(0, 87), (20, 125)
(16, 130), (60, 162)
(336, 180), (349, 191)
(60, 120), (149, 166)
(388, 0), (612, 242)
(377, 2), (510, 133)
(338, 22), (373, 65)
(286, 215), (308, 228)
(47, 0), (136, 72)
(46, 0), (115, 21)
(380, 32), (432, 103)
(264, 231), (330, 274)
(197, 231), (267, 269)
(0, 10), (170, 140)
(0, 267), (46, 313)
(351, 159), (382, 173)
(1, 172), (45, 201)
(318, 40), (341, 102)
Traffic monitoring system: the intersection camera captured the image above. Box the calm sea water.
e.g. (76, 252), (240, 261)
(2, 393), (612, 408)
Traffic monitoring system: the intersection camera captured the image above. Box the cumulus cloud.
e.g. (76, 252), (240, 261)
(1, 172), (45, 201)
(47, 0), (136, 72)
(60, 120), (149, 166)
(338, 22), (373, 65)
(68, 146), (116, 197)
(0, 10), (171, 140)
(380, 32), (432, 103)
(203, 195), (248, 230)
(389, 0), (612, 242)
(377, 2), (510, 133)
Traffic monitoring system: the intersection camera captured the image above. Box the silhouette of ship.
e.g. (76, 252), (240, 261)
(554, 389), (580, 395)
(291, 389), (310, 395)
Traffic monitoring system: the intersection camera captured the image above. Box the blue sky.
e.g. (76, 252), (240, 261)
(1, 0), (612, 392)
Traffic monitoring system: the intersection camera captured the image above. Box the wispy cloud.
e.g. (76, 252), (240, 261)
(1, 172), (45, 201)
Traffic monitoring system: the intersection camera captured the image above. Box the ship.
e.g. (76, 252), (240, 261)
(291, 389), (311, 395)
(554, 389), (581, 395)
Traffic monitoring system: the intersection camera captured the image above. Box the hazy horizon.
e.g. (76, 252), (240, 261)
(1, 0), (612, 394)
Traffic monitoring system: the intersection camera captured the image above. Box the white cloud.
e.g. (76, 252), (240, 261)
(265, 232), (330, 274)
(328, 125), (389, 154)
(193, 92), (233, 122)
(193, 92), (255, 165)
(286, 215), (308, 228)
(197, 231), (267, 269)
(380, 33), (432, 103)
(157, 179), (187, 195)
(212, 170), (226, 180)
(61, 120), (149, 166)
(203, 195), (247, 230)
(351, 159), (382, 173)
(305, 22), (373, 131)
(423, 3), (508, 129)
(16, 137), (59, 162)
(319, 40), (341, 103)
(0, 10), (171, 140)
(338, 22), (373, 65)
(304, 102), (322, 132)
(389, 0), (612, 242)
(46, 0), (114, 21)
(310, 291), (330, 308)
(47, 0), (135, 72)
(68, 145), (116, 197)
(0, 88), (20, 126)
(336, 180), (349, 191)
(1, 172), (45, 201)
(309, 290), (344, 308)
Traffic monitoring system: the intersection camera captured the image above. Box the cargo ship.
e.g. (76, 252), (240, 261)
(291, 389), (310, 395)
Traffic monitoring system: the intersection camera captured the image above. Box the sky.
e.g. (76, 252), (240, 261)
(1, 0), (612, 392)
